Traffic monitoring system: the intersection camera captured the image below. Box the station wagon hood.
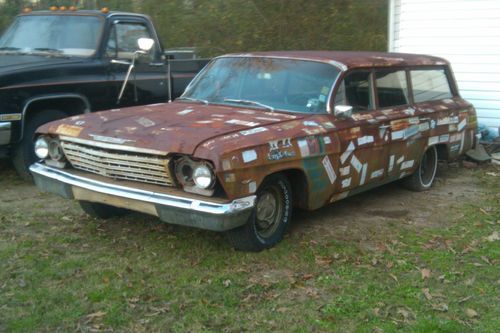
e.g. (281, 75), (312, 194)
(38, 102), (303, 155)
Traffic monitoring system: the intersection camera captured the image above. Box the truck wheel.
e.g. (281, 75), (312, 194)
(402, 145), (438, 191)
(227, 174), (292, 252)
(79, 201), (129, 219)
(13, 109), (67, 181)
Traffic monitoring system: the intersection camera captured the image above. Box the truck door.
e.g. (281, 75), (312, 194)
(105, 18), (167, 107)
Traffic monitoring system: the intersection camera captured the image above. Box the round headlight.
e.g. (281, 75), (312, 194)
(34, 136), (49, 159)
(48, 139), (64, 161)
(193, 164), (214, 189)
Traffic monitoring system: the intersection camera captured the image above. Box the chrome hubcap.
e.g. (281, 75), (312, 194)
(255, 187), (283, 237)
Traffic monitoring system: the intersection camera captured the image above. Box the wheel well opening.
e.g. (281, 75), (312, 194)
(434, 144), (448, 161)
(24, 98), (88, 123)
(265, 169), (308, 210)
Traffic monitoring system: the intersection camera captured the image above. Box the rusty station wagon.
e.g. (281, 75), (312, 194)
(30, 51), (477, 251)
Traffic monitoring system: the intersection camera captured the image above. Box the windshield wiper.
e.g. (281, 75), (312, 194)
(177, 96), (209, 105)
(223, 98), (274, 112)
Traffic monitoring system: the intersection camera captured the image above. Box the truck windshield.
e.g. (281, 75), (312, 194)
(0, 15), (102, 57)
(182, 57), (341, 114)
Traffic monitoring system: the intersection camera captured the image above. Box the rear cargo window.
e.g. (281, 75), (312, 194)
(375, 70), (409, 107)
(411, 69), (453, 103)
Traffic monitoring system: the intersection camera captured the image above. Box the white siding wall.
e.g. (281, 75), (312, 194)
(389, 0), (500, 129)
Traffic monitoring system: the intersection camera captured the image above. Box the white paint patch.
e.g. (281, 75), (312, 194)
(323, 136), (332, 144)
(303, 121), (320, 127)
(75, 120), (85, 126)
(340, 141), (355, 164)
(298, 139), (310, 157)
(248, 181), (257, 194)
(357, 135), (374, 146)
(404, 125), (419, 139)
(136, 117), (155, 127)
(400, 160), (415, 170)
(196, 120), (213, 124)
(458, 118), (467, 131)
(240, 127), (268, 136)
(322, 156), (337, 184)
(342, 178), (352, 188)
(371, 169), (384, 179)
(323, 121), (335, 129)
(359, 163), (368, 185)
(350, 154), (362, 173)
(177, 108), (194, 115)
(419, 122), (430, 132)
(437, 117), (451, 126)
(397, 156), (404, 164)
(399, 171), (408, 179)
(389, 155), (395, 172)
(449, 124), (458, 132)
(237, 109), (256, 115)
(439, 134), (450, 143)
(428, 136), (439, 146)
(408, 117), (419, 124)
(242, 150), (257, 163)
(340, 166), (350, 176)
(255, 116), (281, 122)
(330, 191), (349, 202)
(222, 159), (232, 171)
(226, 119), (260, 127)
(391, 129), (405, 140)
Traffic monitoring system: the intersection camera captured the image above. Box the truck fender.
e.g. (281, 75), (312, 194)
(21, 93), (91, 140)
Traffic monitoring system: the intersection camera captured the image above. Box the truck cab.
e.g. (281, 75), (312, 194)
(0, 8), (208, 179)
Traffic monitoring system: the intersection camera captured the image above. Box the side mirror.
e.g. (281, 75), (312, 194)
(334, 105), (353, 119)
(137, 37), (154, 53)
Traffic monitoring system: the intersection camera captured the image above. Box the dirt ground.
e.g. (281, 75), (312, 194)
(0, 159), (487, 238)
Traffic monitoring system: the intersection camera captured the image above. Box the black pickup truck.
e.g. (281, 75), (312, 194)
(0, 9), (209, 179)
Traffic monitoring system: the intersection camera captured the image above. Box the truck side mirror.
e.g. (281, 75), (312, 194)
(334, 105), (353, 119)
(137, 38), (154, 53)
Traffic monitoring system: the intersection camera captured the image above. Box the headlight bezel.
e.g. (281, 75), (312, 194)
(34, 136), (49, 159)
(173, 156), (216, 195)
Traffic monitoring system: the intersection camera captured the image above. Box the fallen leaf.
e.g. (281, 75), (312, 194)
(315, 256), (333, 266)
(86, 311), (106, 319)
(223, 279), (231, 287)
(486, 231), (499, 242)
(389, 273), (398, 283)
(465, 308), (479, 318)
(421, 268), (431, 280)
(480, 256), (492, 265)
(422, 288), (433, 300)
(458, 296), (472, 304)
(302, 274), (314, 281)
(431, 302), (448, 312)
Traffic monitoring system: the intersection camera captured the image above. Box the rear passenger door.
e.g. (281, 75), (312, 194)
(373, 68), (424, 179)
(333, 70), (391, 192)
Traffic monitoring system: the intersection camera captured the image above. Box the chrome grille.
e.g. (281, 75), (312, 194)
(60, 141), (173, 186)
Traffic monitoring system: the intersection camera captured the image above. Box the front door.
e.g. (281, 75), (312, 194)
(105, 18), (167, 107)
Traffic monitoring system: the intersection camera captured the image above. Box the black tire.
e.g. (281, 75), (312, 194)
(402, 145), (438, 192)
(13, 109), (67, 181)
(227, 174), (292, 252)
(79, 201), (129, 219)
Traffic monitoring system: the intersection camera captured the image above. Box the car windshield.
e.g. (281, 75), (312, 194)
(182, 57), (341, 114)
(0, 15), (103, 57)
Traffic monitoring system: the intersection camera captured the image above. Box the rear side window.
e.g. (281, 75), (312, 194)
(375, 70), (409, 107)
(411, 69), (453, 103)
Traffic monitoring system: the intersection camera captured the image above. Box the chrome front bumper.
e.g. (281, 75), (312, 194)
(30, 163), (255, 231)
(0, 122), (11, 145)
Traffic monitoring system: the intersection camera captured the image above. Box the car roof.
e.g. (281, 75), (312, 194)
(221, 51), (449, 70)
(19, 10), (149, 20)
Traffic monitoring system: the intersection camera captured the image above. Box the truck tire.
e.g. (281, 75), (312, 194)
(13, 109), (67, 181)
(79, 201), (129, 219)
(227, 174), (292, 252)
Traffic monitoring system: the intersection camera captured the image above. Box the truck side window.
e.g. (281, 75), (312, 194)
(375, 70), (409, 107)
(334, 72), (373, 112)
(106, 22), (155, 60)
(411, 69), (453, 103)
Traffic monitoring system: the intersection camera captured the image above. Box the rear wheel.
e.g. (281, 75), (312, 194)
(227, 174), (292, 252)
(79, 201), (129, 219)
(13, 110), (67, 181)
(402, 145), (438, 191)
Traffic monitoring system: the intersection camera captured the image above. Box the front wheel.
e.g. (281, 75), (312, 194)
(227, 174), (292, 252)
(402, 145), (438, 191)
